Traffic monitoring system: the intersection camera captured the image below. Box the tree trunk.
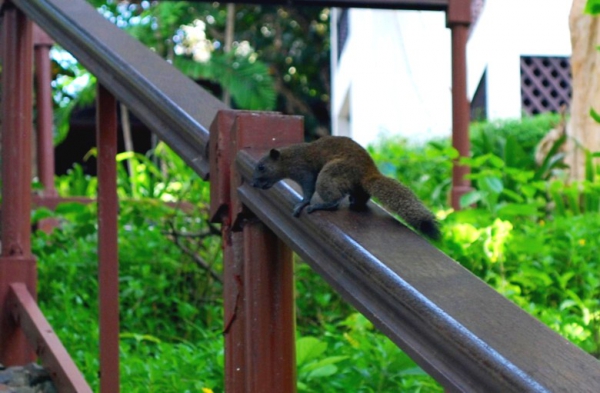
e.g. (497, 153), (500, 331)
(566, 0), (600, 180)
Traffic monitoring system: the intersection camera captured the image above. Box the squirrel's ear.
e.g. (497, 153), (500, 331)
(269, 149), (281, 160)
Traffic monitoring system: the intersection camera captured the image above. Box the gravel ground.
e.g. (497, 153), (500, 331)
(0, 363), (56, 393)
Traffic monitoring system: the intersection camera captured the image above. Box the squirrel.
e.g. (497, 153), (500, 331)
(251, 135), (440, 240)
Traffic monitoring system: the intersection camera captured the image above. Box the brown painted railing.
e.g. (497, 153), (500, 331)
(1, 0), (600, 392)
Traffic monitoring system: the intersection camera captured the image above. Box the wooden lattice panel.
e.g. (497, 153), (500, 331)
(521, 56), (571, 115)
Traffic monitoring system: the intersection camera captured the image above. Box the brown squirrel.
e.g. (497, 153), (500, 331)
(251, 136), (440, 240)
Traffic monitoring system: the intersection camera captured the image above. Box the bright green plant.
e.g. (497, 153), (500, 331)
(470, 113), (561, 168)
(587, 0), (600, 14)
(295, 314), (441, 392)
(458, 153), (545, 219)
(369, 117), (600, 359)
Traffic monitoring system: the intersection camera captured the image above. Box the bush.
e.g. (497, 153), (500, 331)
(37, 143), (441, 391)
(470, 112), (562, 169)
(35, 113), (599, 392)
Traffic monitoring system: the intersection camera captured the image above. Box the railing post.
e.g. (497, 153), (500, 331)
(447, 0), (472, 210)
(0, 3), (37, 366)
(209, 111), (247, 391)
(33, 24), (59, 232)
(96, 84), (120, 393)
(210, 111), (302, 392)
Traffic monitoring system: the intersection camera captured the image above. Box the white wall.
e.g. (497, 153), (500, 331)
(332, 0), (573, 146)
(468, 0), (572, 120)
(332, 9), (452, 146)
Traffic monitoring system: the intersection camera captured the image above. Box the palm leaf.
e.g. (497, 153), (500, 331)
(174, 52), (276, 111)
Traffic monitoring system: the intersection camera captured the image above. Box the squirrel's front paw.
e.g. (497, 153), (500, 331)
(293, 202), (309, 217)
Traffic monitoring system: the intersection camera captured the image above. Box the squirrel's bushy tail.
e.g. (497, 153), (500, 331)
(363, 175), (440, 240)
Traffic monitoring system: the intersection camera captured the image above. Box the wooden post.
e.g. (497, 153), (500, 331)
(0, 4), (37, 366)
(447, 0), (472, 210)
(96, 85), (120, 393)
(210, 111), (302, 392)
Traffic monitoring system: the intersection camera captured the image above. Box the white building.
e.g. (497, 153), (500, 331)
(330, 0), (573, 146)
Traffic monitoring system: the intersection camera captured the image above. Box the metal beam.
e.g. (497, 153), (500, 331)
(181, 0), (448, 11)
(0, 4), (37, 366)
(9, 284), (93, 393)
(96, 85), (120, 393)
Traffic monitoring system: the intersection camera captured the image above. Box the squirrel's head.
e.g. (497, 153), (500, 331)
(251, 148), (284, 189)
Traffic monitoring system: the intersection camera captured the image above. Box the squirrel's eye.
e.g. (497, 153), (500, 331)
(257, 163), (265, 171)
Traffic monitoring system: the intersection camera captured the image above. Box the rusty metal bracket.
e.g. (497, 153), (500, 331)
(9, 283), (92, 393)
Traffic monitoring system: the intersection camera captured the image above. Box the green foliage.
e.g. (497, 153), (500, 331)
(295, 315), (441, 392)
(78, 1), (328, 135)
(50, 48), (97, 145)
(585, 0), (600, 15)
(174, 53), (276, 110)
(365, 113), (600, 360)
(39, 142), (441, 391)
(33, 195), (224, 391)
(367, 113), (600, 359)
(56, 163), (97, 197)
(38, 112), (600, 391)
(470, 113), (561, 170)
(36, 144), (223, 391)
(367, 137), (455, 208)
(590, 108), (600, 123)
(441, 211), (600, 356)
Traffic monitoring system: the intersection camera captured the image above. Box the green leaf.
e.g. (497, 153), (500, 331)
(174, 52), (276, 110)
(584, 149), (595, 182)
(306, 364), (337, 379)
(459, 190), (483, 208)
(589, 107), (600, 123)
(31, 207), (55, 224)
(585, 0), (600, 15)
(296, 336), (327, 366)
(302, 355), (348, 372)
(501, 188), (524, 203)
(497, 203), (539, 218)
(533, 133), (567, 180)
(504, 135), (528, 168)
(479, 176), (503, 194)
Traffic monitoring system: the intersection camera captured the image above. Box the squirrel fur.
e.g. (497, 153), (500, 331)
(251, 136), (440, 240)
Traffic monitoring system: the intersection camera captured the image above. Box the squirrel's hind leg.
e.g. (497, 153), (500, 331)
(349, 188), (370, 211)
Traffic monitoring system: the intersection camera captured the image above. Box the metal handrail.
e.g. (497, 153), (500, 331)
(7, 0), (600, 391)
(182, 0), (449, 10)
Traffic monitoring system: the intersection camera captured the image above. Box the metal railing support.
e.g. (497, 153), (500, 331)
(8, 283), (93, 393)
(447, 0), (472, 210)
(33, 24), (59, 232)
(96, 85), (120, 393)
(0, 4), (38, 366)
(210, 111), (303, 392)
(242, 220), (296, 391)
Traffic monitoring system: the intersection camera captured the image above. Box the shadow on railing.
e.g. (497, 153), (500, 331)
(1, 0), (600, 392)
